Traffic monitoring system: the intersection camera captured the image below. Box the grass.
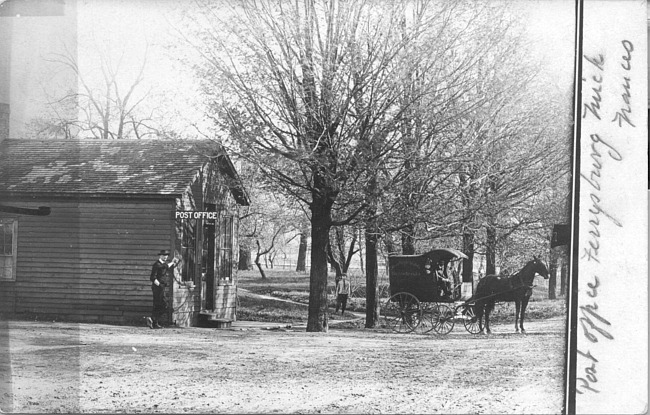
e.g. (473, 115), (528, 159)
(237, 295), (309, 323)
(238, 269), (311, 295)
(236, 269), (567, 325)
(237, 269), (369, 324)
(479, 297), (567, 323)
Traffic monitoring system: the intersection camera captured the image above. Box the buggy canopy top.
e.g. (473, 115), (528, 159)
(389, 248), (468, 262)
(387, 248), (468, 302)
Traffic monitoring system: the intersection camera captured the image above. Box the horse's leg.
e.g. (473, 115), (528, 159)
(514, 300), (520, 333)
(476, 302), (485, 334)
(520, 296), (530, 333)
(485, 302), (493, 334)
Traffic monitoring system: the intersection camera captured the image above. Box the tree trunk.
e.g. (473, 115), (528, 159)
(255, 261), (267, 279)
(401, 225), (416, 255)
(365, 222), (380, 328)
(548, 247), (558, 300)
(364, 171), (381, 328)
(255, 240), (268, 279)
(333, 227), (346, 267)
(560, 255), (569, 296)
(296, 230), (308, 272)
(238, 246), (251, 271)
(254, 255), (267, 280)
(342, 230), (357, 274)
(117, 115), (125, 139)
(306, 195), (332, 332)
(358, 228), (365, 277)
(326, 240), (344, 281)
(384, 233), (396, 255)
(485, 221), (497, 276)
(462, 232), (475, 295)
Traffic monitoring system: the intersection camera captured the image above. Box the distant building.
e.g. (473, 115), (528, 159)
(0, 0), (195, 143)
(0, 139), (249, 326)
(0, 0), (78, 140)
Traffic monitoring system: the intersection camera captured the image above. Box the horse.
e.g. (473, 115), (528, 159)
(471, 257), (549, 334)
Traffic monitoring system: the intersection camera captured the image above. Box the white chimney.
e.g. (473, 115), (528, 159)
(0, 103), (8, 141)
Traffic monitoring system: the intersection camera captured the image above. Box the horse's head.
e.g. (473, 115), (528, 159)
(531, 256), (549, 280)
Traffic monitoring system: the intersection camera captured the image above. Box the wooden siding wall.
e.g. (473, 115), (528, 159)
(0, 280), (15, 316)
(0, 198), (174, 324)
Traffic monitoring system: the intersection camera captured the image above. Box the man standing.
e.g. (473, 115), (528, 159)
(147, 250), (179, 329)
(334, 274), (351, 315)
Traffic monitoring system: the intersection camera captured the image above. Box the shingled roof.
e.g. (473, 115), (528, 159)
(0, 139), (249, 204)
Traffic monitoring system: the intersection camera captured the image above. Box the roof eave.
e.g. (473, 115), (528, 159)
(215, 154), (251, 206)
(0, 191), (183, 200)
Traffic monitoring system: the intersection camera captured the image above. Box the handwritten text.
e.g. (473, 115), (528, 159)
(580, 134), (623, 263)
(576, 348), (600, 394)
(582, 54), (604, 120)
(612, 40), (635, 127)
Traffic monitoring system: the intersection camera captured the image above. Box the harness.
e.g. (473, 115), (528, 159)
(470, 260), (545, 308)
(508, 272), (533, 296)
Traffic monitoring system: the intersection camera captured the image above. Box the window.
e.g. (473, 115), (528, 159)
(181, 218), (197, 283)
(218, 215), (233, 282)
(0, 218), (17, 280)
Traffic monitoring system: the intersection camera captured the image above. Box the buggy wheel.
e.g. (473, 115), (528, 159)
(416, 302), (437, 334)
(462, 304), (481, 334)
(431, 304), (455, 335)
(382, 292), (422, 333)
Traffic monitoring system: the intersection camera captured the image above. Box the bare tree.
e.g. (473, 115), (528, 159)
(188, 0), (486, 331)
(31, 43), (169, 140)
(254, 225), (284, 279)
(185, 0), (552, 330)
(455, 76), (571, 276)
(357, 1), (531, 326)
(326, 225), (359, 279)
(236, 161), (305, 276)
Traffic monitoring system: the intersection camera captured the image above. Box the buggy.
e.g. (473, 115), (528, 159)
(382, 248), (481, 334)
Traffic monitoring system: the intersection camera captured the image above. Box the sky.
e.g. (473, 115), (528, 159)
(75, 0), (203, 136)
(1, 0), (578, 140)
(73, 0), (578, 139)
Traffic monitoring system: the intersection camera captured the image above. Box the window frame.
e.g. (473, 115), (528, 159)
(217, 214), (234, 284)
(0, 217), (18, 281)
(180, 217), (198, 284)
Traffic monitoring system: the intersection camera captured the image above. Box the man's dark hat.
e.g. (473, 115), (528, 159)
(158, 249), (170, 256)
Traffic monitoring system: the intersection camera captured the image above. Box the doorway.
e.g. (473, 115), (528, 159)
(202, 204), (216, 310)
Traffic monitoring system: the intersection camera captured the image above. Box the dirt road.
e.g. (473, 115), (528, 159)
(1, 317), (566, 413)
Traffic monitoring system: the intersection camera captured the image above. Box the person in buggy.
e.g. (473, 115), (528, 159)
(425, 258), (452, 300)
(434, 260), (453, 299)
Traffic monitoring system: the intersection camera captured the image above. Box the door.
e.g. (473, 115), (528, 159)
(201, 204), (216, 310)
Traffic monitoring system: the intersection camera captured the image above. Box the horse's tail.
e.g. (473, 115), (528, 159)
(468, 277), (488, 303)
